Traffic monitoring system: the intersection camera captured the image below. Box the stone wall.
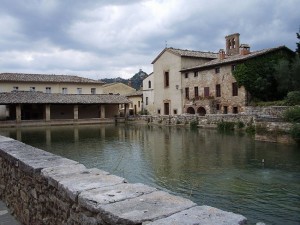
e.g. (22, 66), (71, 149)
(244, 106), (289, 117)
(0, 136), (247, 225)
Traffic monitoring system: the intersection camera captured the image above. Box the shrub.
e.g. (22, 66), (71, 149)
(217, 121), (235, 131)
(236, 121), (245, 129)
(190, 120), (198, 129)
(245, 125), (256, 135)
(283, 106), (300, 123)
(285, 91), (300, 106)
(290, 124), (300, 143)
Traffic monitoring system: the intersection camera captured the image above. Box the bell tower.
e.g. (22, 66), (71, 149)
(225, 33), (240, 55)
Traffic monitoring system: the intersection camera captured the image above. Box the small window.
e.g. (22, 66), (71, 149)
(204, 87), (210, 97)
(45, 87), (51, 94)
(231, 65), (236, 72)
(148, 81), (151, 88)
(185, 87), (189, 100)
(91, 88), (96, 94)
(194, 71), (198, 77)
(164, 71), (169, 87)
(232, 82), (238, 96)
(233, 107), (238, 114)
(157, 109), (161, 114)
(185, 73), (188, 78)
(30, 87), (35, 92)
(216, 104), (220, 110)
(223, 106), (228, 114)
(62, 88), (68, 94)
(216, 84), (221, 97)
(194, 87), (199, 98)
(138, 101), (140, 107)
(146, 97), (148, 105)
(77, 88), (82, 94)
(13, 86), (19, 92)
(215, 67), (220, 74)
(173, 109), (177, 115)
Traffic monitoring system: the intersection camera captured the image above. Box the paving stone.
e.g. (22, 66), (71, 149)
(79, 183), (157, 212)
(56, 168), (126, 201)
(147, 205), (247, 225)
(99, 190), (197, 224)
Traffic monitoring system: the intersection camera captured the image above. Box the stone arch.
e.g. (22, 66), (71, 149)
(186, 107), (195, 114)
(197, 107), (206, 116)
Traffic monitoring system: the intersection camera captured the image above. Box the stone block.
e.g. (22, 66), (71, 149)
(147, 205), (247, 225)
(56, 168), (126, 201)
(79, 183), (157, 212)
(99, 191), (196, 224)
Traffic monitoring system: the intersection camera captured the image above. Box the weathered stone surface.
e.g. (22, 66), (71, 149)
(100, 191), (196, 224)
(57, 168), (126, 201)
(79, 183), (157, 212)
(147, 205), (247, 225)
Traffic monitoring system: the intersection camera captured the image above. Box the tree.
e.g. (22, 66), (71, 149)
(296, 31), (300, 55)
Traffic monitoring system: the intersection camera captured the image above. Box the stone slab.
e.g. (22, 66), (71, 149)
(147, 205), (247, 225)
(79, 183), (157, 212)
(56, 168), (126, 201)
(99, 190), (196, 224)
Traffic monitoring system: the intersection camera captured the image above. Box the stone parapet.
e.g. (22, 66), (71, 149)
(0, 135), (247, 225)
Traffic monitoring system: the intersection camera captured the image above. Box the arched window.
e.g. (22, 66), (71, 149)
(187, 107), (195, 114)
(148, 80), (151, 88)
(197, 107), (206, 116)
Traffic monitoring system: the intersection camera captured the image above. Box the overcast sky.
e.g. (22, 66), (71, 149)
(0, 0), (299, 80)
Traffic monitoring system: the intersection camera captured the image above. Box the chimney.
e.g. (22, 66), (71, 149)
(239, 44), (250, 55)
(219, 49), (225, 60)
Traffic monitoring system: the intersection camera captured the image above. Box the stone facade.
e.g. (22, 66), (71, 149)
(0, 136), (247, 225)
(142, 73), (155, 114)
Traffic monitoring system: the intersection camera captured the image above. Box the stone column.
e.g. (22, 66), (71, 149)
(45, 104), (51, 122)
(100, 105), (105, 119)
(74, 105), (78, 120)
(16, 104), (21, 123)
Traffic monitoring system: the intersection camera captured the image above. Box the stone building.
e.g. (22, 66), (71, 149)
(147, 33), (294, 116)
(151, 48), (217, 115)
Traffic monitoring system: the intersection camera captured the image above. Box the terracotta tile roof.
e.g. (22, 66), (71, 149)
(181, 46), (293, 72)
(0, 73), (104, 84)
(126, 90), (143, 97)
(151, 47), (218, 64)
(0, 91), (131, 104)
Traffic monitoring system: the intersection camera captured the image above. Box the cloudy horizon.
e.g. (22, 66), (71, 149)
(0, 0), (299, 80)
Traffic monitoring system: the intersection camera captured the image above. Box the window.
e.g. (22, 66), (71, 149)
(30, 87), (35, 92)
(173, 109), (177, 115)
(216, 84), (221, 97)
(13, 86), (19, 92)
(194, 87), (199, 98)
(138, 101), (140, 107)
(45, 87), (51, 94)
(62, 88), (68, 94)
(233, 107), (238, 114)
(157, 109), (161, 114)
(91, 88), (96, 94)
(232, 82), (238, 96)
(215, 67), (220, 74)
(223, 106), (228, 114)
(146, 97), (148, 105)
(148, 81), (151, 89)
(194, 71), (198, 77)
(216, 104), (220, 110)
(231, 64), (236, 72)
(185, 73), (188, 78)
(204, 87), (210, 97)
(164, 71), (169, 87)
(185, 87), (189, 99)
(77, 88), (82, 94)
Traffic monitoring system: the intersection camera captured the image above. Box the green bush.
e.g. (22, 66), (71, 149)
(245, 125), (256, 135)
(190, 120), (198, 129)
(283, 106), (300, 123)
(236, 121), (245, 129)
(290, 124), (300, 143)
(285, 91), (300, 106)
(217, 121), (235, 131)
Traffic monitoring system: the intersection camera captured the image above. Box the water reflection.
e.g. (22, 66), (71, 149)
(0, 124), (299, 225)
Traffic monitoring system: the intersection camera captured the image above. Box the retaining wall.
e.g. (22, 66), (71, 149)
(0, 136), (247, 225)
